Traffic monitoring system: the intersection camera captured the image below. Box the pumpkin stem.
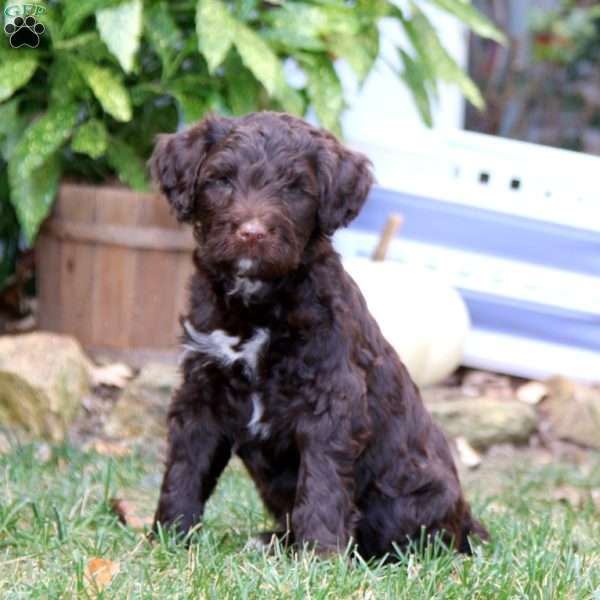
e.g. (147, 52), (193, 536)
(371, 214), (404, 262)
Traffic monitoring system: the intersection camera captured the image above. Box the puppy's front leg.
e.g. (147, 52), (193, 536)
(292, 416), (360, 555)
(153, 383), (231, 537)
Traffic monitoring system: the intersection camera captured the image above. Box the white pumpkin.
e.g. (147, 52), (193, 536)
(343, 258), (471, 387)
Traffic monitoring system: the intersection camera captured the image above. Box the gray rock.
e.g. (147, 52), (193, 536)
(543, 377), (600, 449)
(135, 361), (181, 391)
(105, 363), (181, 440)
(0, 333), (91, 441)
(427, 397), (537, 450)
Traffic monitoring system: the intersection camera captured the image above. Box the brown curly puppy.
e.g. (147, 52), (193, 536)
(150, 111), (487, 558)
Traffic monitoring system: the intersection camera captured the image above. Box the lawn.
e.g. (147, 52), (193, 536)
(1, 441), (600, 599)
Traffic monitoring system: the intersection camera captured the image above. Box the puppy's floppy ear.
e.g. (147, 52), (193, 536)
(316, 139), (374, 236)
(150, 115), (232, 222)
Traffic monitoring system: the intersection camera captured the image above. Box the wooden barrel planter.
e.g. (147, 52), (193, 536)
(36, 183), (195, 365)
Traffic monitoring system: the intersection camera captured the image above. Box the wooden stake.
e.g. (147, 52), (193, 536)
(371, 214), (404, 262)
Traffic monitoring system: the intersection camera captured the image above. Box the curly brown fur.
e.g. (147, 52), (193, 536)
(151, 111), (488, 559)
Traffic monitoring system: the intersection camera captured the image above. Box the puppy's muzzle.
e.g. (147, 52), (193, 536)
(236, 219), (267, 246)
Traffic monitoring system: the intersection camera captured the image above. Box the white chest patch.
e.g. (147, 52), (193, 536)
(228, 276), (263, 304)
(237, 258), (255, 274)
(180, 322), (271, 438)
(181, 321), (269, 378)
(248, 392), (270, 439)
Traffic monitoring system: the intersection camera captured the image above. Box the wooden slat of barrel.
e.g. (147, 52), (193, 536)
(44, 220), (195, 251)
(91, 187), (141, 349)
(131, 191), (177, 348)
(172, 248), (194, 340)
(36, 231), (62, 331)
(57, 185), (98, 345)
(135, 196), (195, 346)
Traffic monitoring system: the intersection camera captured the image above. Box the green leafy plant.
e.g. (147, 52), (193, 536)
(468, 0), (600, 152)
(531, 1), (600, 64)
(0, 0), (503, 249)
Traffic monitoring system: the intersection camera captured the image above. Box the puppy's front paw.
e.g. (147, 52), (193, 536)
(244, 530), (293, 554)
(152, 507), (202, 544)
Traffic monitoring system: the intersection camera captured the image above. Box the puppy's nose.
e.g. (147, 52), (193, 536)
(237, 219), (267, 243)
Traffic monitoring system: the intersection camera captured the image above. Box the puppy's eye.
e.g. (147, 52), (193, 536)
(205, 175), (233, 189)
(283, 180), (303, 194)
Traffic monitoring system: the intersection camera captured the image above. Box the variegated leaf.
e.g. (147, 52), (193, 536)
(96, 0), (143, 73)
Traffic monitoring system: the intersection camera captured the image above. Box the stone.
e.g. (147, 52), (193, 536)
(427, 397), (537, 450)
(0, 333), (91, 441)
(516, 381), (548, 405)
(134, 362), (180, 391)
(104, 362), (180, 440)
(542, 378), (600, 450)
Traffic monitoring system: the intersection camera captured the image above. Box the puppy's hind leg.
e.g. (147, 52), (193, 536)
(457, 511), (489, 554)
(356, 469), (487, 560)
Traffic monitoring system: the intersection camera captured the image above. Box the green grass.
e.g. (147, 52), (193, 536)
(1, 442), (600, 599)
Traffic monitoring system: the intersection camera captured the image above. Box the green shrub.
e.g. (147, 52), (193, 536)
(0, 0), (502, 249)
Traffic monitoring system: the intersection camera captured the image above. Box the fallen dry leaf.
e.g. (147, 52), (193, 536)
(110, 498), (153, 530)
(350, 591), (376, 600)
(545, 376), (577, 399)
(551, 486), (584, 508)
(85, 557), (120, 592)
(91, 362), (134, 388)
(455, 436), (482, 469)
(516, 381), (548, 405)
(89, 440), (132, 457)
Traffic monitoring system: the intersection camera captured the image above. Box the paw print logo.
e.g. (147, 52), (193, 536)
(4, 16), (45, 49)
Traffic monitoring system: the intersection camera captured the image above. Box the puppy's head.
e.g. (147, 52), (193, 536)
(151, 112), (373, 279)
